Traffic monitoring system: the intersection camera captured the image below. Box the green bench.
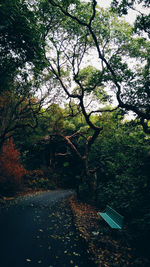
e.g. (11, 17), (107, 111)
(98, 205), (124, 229)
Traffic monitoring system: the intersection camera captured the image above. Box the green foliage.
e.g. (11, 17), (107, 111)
(48, 103), (65, 133)
(0, 0), (46, 93)
(96, 174), (147, 212)
(111, 0), (150, 37)
(77, 66), (109, 102)
(0, 0), (49, 148)
(88, 111), (150, 255)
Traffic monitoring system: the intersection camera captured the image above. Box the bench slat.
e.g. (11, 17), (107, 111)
(99, 212), (122, 229)
(106, 206), (124, 227)
(98, 205), (124, 229)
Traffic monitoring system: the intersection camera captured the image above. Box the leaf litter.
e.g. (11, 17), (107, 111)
(70, 195), (150, 267)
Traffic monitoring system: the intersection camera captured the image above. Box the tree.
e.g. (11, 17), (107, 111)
(31, 0), (148, 193)
(0, 0), (48, 86)
(0, 0), (46, 93)
(46, 0), (150, 133)
(0, 0), (50, 148)
(0, 90), (44, 149)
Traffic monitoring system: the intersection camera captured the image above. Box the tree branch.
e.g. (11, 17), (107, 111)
(88, 106), (119, 117)
(48, 0), (88, 27)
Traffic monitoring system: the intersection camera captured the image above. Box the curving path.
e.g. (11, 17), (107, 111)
(0, 190), (96, 267)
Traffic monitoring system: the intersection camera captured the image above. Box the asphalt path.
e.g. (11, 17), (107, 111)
(0, 190), (96, 267)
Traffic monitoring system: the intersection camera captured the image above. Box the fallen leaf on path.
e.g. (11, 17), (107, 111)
(26, 258), (31, 262)
(73, 252), (80, 256)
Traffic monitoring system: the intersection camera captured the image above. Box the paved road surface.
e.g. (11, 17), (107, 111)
(0, 190), (96, 267)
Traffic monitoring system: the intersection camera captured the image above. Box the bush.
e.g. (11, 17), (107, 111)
(24, 169), (57, 190)
(0, 139), (25, 195)
(96, 174), (147, 216)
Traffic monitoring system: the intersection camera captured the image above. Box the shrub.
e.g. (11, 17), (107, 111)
(96, 174), (147, 215)
(24, 169), (57, 190)
(0, 139), (25, 195)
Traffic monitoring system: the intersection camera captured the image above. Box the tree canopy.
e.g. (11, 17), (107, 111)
(1, 0), (150, 184)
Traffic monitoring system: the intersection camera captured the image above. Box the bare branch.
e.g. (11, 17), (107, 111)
(60, 134), (83, 159)
(55, 152), (71, 156)
(89, 0), (97, 26)
(47, 64), (80, 99)
(88, 105), (119, 117)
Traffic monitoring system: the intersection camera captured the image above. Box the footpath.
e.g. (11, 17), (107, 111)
(0, 190), (95, 267)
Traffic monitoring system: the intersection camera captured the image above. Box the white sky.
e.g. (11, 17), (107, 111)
(97, 0), (150, 25)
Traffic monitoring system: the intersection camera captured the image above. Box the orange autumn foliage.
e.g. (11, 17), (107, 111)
(0, 139), (25, 195)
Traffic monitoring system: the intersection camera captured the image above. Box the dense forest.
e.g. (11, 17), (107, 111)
(0, 0), (150, 261)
